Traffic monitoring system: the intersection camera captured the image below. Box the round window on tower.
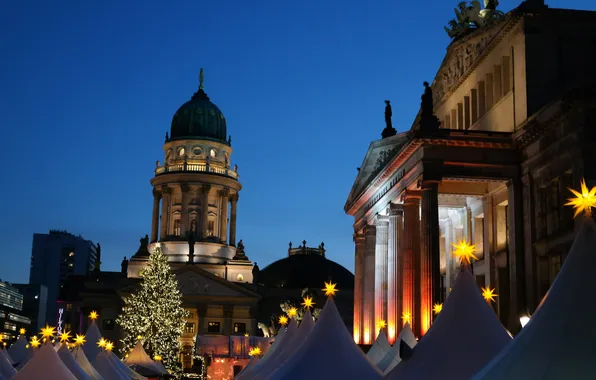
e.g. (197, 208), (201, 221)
(192, 147), (202, 156)
(210, 149), (217, 158)
(178, 147), (185, 157)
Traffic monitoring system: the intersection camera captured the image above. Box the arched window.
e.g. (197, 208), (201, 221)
(173, 219), (181, 236)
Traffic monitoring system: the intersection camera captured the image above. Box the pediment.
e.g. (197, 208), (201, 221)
(345, 132), (411, 210)
(175, 268), (258, 298)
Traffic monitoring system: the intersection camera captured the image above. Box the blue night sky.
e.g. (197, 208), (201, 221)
(1, 0), (594, 284)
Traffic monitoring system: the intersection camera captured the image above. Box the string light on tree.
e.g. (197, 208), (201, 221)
(432, 303), (443, 315)
(481, 287), (498, 303)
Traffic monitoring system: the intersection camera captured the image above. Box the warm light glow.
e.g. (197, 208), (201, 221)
(40, 325), (56, 341)
(137, 335), (142, 340)
(433, 303), (443, 315)
(30, 336), (40, 348)
(388, 325), (395, 343)
(89, 311), (99, 320)
(248, 347), (262, 357)
(363, 328), (371, 344)
(301, 296), (315, 310)
(288, 307), (298, 318)
(401, 311), (412, 325)
(519, 314), (531, 328)
(322, 281), (338, 297)
(74, 334), (86, 346)
(566, 179), (596, 218)
(244, 333), (249, 337)
(377, 320), (387, 330)
(353, 331), (360, 344)
(19, 328), (26, 335)
(452, 240), (478, 264)
(59, 331), (71, 343)
(481, 287), (498, 303)
(278, 315), (289, 326)
(105, 341), (114, 352)
(154, 355), (162, 361)
(97, 338), (107, 348)
(2, 342), (5, 347)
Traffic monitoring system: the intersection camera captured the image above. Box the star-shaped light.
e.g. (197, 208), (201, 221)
(19, 328), (26, 335)
(0, 336), (3, 343)
(105, 341), (114, 352)
(40, 325), (56, 341)
(248, 347), (262, 357)
(377, 320), (387, 329)
(154, 355), (162, 361)
(432, 303), (443, 315)
(89, 311), (99, 320)
(481, 287), (498, 303)
(30, 336), (40, 348)
(137, 335), (143, 341)
(59, 331), (71, 343)
(401, 311), (412, 324)
(301, 296), (315, 310)
(452, 240), (478, 265)
(278, 315), (289, 326)
(288, 307), (298, 318)
(244, 333), (249, 337)
(74, 334), (86, 346)
(322, 281), (338, 297)
(566, 179), (596, 218)
(97, 337), (107, 348)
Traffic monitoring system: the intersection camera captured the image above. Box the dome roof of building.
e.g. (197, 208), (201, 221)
(169, 69), (228, 144)
(258, 253), (354, 289)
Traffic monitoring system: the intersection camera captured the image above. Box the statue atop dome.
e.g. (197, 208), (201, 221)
(199, 68), (205, 90)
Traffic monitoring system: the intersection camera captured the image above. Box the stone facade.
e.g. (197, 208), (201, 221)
(346, 2), (596, 344)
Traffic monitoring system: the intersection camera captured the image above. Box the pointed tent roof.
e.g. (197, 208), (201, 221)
(235, 357), (257, 378)
(13, 343), (75, 380)
(268, 297), (383, 380)
(92, 351), (129, 380)
(0, 350), (16, 379)
(237, 319), (297, 380)
(107, 351), (146, 380)
(8, 336), (28, 364)
(376, 322), (417, 374)
(1, 347), (14, 365)
(72, 346), (104, 380)
(367, 328), (391, 365)
(474, 219), (596, 379)
(252, 309), (316, 379)
(82, 321), (102, 361)
(386, 268), (511, 380)
(57, 345), (93, 380)
(15, 347), (35, 371)
(123, 340), (168, 376)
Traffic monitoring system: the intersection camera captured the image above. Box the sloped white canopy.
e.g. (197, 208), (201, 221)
(8, 336), (28, 364)
(250, 310), (315, 379)
(123, 340), (168, 376)
(82, 321), (102, 361)
(376, 322), (417, 374)
(92, 351), (129, 380)
(236, 319), (296, 380)
(71, 346), (104, 380)
(57, 345), (93, 380)
(107, 351), (146, 380)
(386, 268), (511, 380)
(0, 350), (16, 379)
(268, 297), (383, 380)
(1, 348), (14, 366)
(15, 348), (34, 371)
(54, 342), (62, 352)
(235, 357), (257, 378)
(366, 328), (391, 365)
(474, 219), (596, 379)
(154, 359), (167, 375)
(13, 343), (75, 380)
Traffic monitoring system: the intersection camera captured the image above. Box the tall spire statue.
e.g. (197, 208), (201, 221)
(199, 68), (205, 90)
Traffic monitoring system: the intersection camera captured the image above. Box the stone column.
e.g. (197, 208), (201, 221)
(507, 179), (525, 332)
(521, 174), (537, 311)
(420, 181), (440, 334)
(197, 304), (207, 336)
(387, 205), (403, 343)
(374, 215), (389, 339)
(444, 218), (454, 291)
(219, 188), (230, 244)
(482, 196), (495, 287)
(200, 184), (211, 239)
(223, 305), (233, 336)
(229, 194), (239, 246)
(160, 186), (172, 241)
(363, 224), (376, 345)
(353, 231), (366, 344)
(180, 183), (190, 236)
(151, 189), (161, 243)
(402, 191), (420, 336)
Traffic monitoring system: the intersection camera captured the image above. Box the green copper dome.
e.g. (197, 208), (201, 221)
(169, 70), (228, 144)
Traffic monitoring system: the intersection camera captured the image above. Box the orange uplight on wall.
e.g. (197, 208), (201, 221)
(388, 325), (396, 343)
(421, 306), (431, 335)
(363, 328), (371, 345)
(353, 330), (360, 344)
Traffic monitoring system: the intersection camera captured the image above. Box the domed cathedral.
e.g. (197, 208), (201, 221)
(127, 69), (253, 282)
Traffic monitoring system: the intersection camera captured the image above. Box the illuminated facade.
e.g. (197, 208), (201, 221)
(347, 0), (596, 344)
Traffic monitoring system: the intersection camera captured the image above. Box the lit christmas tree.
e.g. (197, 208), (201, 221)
(117, 244), (189, 372)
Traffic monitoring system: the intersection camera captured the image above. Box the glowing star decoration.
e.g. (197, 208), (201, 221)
(105, 341), (114, 352)
(288, 307), (298, 318)
(137, 335), (143, 341)
(481, 287), (498, 303)
(30, 336), (40, 348)
(433, 303), (443, 315)
(401, 311), (412, 325)
(89, 311), (99, 321)
(566, 179), (596, 218)
(452, 240), (478, 265)
(278, 315), (289, 326)
(97, 338), (107, 348)
(0, 336), (2, 343)
(19, 328), (26, 335)
(40, 325), (56, 341)
(244, 333), (249, 337)
(377, 320), (387, 330)
(322, 281), (338, 297)
(74, 334), (86, 346)
(154, 355), (162, 361)
(59, 331), (71, 343)
(301, 296), (315, 310)
(248, 347), (262, 357)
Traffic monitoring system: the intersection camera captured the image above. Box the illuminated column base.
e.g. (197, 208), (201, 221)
(363, 224), (376, 345)
(387, 205), (403, 344)
(353, 231), (366, 344)
(420, 181), (439, 336)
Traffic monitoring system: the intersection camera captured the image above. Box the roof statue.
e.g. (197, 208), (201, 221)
(418, 82), (441, 132)
(199, 68), (205, 90)
(445, 0), (504, 40)
(381, 100), (397, 139)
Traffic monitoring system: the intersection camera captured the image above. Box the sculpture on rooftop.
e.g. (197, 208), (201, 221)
(381, 100), (397, 139)
(444, 0), (504, 39)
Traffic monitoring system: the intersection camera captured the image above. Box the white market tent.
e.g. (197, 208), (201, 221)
(366, 328), (391, 366)
(7, 336), (28, 364)
(92, 351), (129, 380)
(249, 309), (315, 379)
(386, 267), (511, 380)
(474, 219), (596, 379)
(107, 350), (146, 380)
(235, 357), (257, 379)
(15, 348), (34, 370)
(1, 348), (14, 365)
(82, 321), (102, 361)
(0, 350), (16, 379)
(236, 319), (296, 380)
(57, 345), (93, 380)
(268, 297), (383, 380)
(376, 322), (417, 374)
(13, 343), (76, 380)
(123, 340), (168, 376)
(71, 346), (104, 380)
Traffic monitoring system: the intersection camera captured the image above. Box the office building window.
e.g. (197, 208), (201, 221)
(66, 304), (72, 311)
(4, 322), (16, 331)
(207, 322), (220, 334)
(234, 323), (246, 334)
(184, 323), (195, 334)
